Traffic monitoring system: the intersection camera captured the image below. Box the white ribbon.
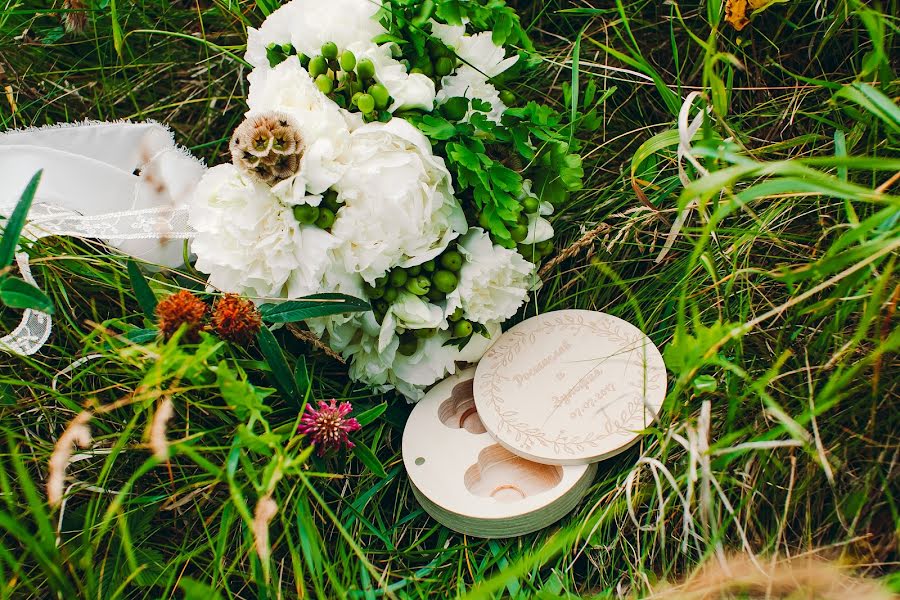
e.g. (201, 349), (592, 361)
(0, 121), (206, 355)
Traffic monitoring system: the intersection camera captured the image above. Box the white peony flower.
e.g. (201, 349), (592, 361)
(246, 57), (352, 198)
(446, 228), (535, 324)
(189, 164), (339, 299)
(436, 65), (508, 123)
(347, 42), (436, 112)
(430, 21), (519, 78)
(245, 0), (385, 70)
(331, 118), (467, 284)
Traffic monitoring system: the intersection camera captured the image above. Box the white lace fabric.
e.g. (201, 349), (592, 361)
(0, 121), (206, 356)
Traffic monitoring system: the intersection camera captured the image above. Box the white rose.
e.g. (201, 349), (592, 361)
(331, 118), (467, 284)
(348, 42), (436, 112)
(446, 228), (535, 324)
(189, 164), (339, 299)
(246, 57), (352, 198)
(245, 0), (385, 70)
(436, 65), (508, 123)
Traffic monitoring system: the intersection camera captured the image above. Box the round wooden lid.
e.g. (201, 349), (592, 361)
(473, 310), (667, 466)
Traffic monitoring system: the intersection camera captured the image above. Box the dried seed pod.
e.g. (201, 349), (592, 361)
(230, 111), (304, 185)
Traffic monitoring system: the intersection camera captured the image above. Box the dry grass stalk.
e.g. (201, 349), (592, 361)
(47, 410), (93, 507)
(253, 494), (279, 569)
(538, 221), (611, 280)
(286, 324), (346, 364)
(649, 553), (896, 600)
(149, 397), (174, 461)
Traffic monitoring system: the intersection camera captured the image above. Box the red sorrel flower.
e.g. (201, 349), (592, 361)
(211, 294), (262, 345)
(155, 290), (207, 342)
(297, 400), (361, 455)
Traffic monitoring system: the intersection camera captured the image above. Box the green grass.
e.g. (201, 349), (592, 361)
(0, 0), (898, 598)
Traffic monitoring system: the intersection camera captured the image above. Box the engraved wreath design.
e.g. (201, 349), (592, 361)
(477, 312), (666, 456)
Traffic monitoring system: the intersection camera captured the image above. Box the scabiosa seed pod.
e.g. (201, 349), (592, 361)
(230, 111), (304, 185)
(155, 290), (208, 343)
(297, 400), (361, 456)
(211, 294), (262, 345)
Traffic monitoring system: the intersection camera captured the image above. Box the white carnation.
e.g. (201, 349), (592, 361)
(447, 228), (535, 324)
(189, 164), (339, 299)
(430, 21), (519, 78)
(331, 118), (467, 284)
(245, 0), (385, 70)
(436, 65), (508, 123)
(348, 42), (436, 112)
(521, 180), (554, 244)
(246, 57), (352, 198)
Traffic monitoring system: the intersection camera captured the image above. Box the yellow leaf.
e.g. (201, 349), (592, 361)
(725, 0), (786, 31)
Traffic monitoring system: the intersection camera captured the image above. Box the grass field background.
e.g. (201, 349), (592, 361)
(0, 0), (898, 597)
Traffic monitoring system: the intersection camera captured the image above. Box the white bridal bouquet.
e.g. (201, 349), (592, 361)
(190, 0), (584, 400)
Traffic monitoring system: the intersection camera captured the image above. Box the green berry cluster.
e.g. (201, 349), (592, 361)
(292, 189), (341, 231)
(366, 248), (463, 309)
(297, 41), (393, 122)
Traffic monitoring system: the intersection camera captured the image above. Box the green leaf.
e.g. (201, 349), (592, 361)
(256, 326), (302, 404)
(125, 328), (158, 344)
(0, 276), (54, 313)
(0, 170), (42, 269)
(354, 403), (387, 427)
(414, 114), (457, 140)
(181, 578), (225, 600)
(217, 361), (271, 420)
(127, 261), (157, 318)
(834, 82), (900, 133)
(258, 294), (370, 323)
(294, 355), (310, 398)
(350, 438), (387, 478)
(492, 12), (513, 46)
(489, 165), (523, 194)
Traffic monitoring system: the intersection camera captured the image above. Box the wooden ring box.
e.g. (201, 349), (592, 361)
(402, 310), (667, 538)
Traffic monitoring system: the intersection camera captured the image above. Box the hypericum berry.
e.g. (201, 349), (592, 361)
(356, 93), (375, 114)
(422, 259), (436, 273)
(297, 399), (361, 455)
(522, 196), (540, 214)
(448, 307), (464, 322)
(382, 287), (399, 303)
(435, 56), (454, 76)
(433, 270), (458, 293)
(308, 55), (327, 78)
(315, 207), (336, 229)
(315, 73), (334, 94)
(439, 250), (463, 271)
(510, 224), (529, 243)
(368, 83), (390, 110)
(356, 58), (375, 80)
(156, 290), (208, 343)
(321, 41), (339, 60)
(293, 204), (320, 225)
(340, 49), (356, 72)
(499, 90), (516, 106)
(453, 319), (473, 339)
(388, 269), (408, 288)
(536, 240), (554, 256)
(211, 294), (262, 345)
